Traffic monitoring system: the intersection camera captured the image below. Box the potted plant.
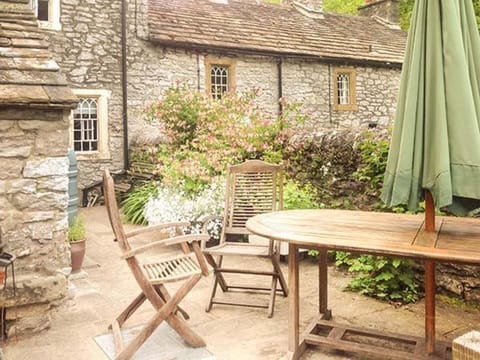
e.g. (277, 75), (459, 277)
(68, 216), (86, 273)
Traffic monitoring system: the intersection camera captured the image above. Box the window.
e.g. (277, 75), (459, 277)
(333, 68), (357, 111)
(205, 57), (236, 99)
(70, 89), (111, 159)
(73, 98), (98, 152)
(31, 0), (61, 30)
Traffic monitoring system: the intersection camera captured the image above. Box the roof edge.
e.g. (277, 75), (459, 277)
(147, 38), (403, 68)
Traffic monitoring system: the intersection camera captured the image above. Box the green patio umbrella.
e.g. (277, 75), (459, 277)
(380, 0), (480, 355)
(381, 0), (480, 216)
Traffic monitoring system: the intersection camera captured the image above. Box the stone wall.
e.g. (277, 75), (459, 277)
(0, 109), (71, 336)
(45, 0), (124, 187)
(281, 60), (401, 129)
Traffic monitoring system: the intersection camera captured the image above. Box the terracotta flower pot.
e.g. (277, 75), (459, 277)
(70, 239), (86, 273)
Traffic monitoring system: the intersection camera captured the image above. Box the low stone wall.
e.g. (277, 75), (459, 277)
(437, 264), (480, 302)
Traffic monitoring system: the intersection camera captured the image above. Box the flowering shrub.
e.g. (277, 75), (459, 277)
(143, 84), (300, 194)
(145, 85), (204, 148)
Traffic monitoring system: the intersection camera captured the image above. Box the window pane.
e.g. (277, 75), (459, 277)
(38, 0), (49, 21)
(211, 65), (229, 99)
(72, 98), (99, 152)
(337, 73), (350, 105)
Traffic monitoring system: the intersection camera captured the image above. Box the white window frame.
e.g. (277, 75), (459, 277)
(70, 89), (111, 160)
(31, 0), (61, 31)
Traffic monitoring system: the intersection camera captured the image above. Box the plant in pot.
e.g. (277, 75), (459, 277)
(68, 216), (86, 273)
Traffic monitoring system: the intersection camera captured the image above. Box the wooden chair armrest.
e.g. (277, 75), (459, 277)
(124, 221), (191, 239)
(121, 234), (210, 259)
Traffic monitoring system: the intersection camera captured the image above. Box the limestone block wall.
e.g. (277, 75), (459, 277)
(45, 0), (124, 187)
(125, 43), (402, 139)
(0, 109), (71, 336)
(281, 60), (401, 129)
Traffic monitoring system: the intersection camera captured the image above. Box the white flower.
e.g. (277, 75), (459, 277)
(144, 177), (226, 240)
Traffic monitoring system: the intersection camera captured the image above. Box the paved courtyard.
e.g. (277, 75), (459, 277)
(3, 206), (479, 360)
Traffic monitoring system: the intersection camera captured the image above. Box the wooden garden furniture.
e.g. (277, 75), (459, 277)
(102, 170), (210, 360)
(203, 159), (288, 318)
(247, 209), (480, 359)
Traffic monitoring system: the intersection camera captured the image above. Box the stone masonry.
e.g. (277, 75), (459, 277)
(45, 0), (124, 188)
(0, 0), (77, 337)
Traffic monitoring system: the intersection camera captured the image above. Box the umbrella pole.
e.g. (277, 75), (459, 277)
(424, 190), (436, 354)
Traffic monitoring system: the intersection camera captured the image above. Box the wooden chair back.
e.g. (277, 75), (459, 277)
(222, 159), (283, 241)
(103, 169), (131, 253)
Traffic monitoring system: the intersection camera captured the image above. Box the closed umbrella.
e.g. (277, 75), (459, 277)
(381, 0), (480, 354)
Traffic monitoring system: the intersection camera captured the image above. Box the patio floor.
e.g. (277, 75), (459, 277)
(3, 206), (479, 360)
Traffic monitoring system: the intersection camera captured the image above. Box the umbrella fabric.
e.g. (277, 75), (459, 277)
(381, 0), (480, 215)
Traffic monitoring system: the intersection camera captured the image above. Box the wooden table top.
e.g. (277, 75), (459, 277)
(246, 209), (480, 265)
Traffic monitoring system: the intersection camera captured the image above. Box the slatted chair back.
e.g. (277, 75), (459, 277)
(203, 159), (288, 317)
(222, 159), (283, 240)
(103, 169), (131, 253)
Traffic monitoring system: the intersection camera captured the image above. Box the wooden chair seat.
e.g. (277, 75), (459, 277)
(144, 254), (201, 284)
(204, 242), (270, 257)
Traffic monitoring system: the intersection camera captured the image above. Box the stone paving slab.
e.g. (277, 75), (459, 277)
(95, 323), (214, 360)
(3, 206), (480, 360)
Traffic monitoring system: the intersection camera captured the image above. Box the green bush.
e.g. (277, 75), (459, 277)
(335, 251), (419, 304)
(283, 180), (319, 210)
(121, 182), (159, 225)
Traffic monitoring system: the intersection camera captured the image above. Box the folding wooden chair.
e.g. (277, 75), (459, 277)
(102, 170), (210, 360)
(203, 160), (288, 318)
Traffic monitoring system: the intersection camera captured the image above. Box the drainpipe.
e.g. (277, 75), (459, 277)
(328, 63), (332, 125)
(277, 58), (283, 116)
(121, 0), (129, 170)
(196, 53), (201, 91)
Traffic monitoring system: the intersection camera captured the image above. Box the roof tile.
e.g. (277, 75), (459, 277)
(0, 1), (77, 109)
(147, 0), (406, 65)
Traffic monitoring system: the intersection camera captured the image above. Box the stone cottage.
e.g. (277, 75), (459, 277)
(34, 0), (406, 187)
(0, 0), (77, 337)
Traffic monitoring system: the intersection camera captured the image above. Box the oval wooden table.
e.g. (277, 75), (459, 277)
(246, 209), (480, 360)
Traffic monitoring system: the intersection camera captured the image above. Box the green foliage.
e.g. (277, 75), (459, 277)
(325, 0), (480, 32)
(353, 131), (390, 211)
(335, 252), (419, 304)
(121, 182), (159, 225)
(399, 0), (414, 31)
(475, 0), (480, 31)
(145, 84), (204, 148)
(68, 216), (86, 243)
(283, 180), (319, 210)
(323, 0), (365, 15)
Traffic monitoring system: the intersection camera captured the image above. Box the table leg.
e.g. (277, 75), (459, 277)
(318, 249), (331, 320)
(425, 260), (436, 354)
(287, 243), (300, 358)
